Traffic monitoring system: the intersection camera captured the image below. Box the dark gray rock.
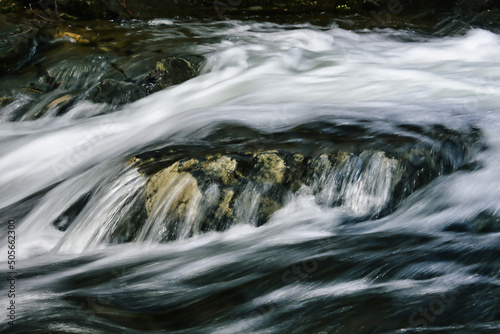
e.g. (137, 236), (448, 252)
(86, 78), (146, 105)
(0, 15), (39, 74)
(141, 56), (204, 95)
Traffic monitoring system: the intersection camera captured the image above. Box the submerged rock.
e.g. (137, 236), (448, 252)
(445, 210), (500, 233)
(0, 15), (39, 74)
(86, 78), (146, 105)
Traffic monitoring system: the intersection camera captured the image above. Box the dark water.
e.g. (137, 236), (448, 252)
(1, 19), (500, 333)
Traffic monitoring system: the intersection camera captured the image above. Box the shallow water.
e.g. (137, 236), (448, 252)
(1, 19), (500, 333)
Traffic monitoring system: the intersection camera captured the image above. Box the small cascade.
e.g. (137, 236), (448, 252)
(54, 166), (147, 253)
(127, 147), (456, 243)
(137, 162), (203, 242)
(312, 151), (402, 216)
(23, 116), (481, 251)
(128, 120), (482, 240)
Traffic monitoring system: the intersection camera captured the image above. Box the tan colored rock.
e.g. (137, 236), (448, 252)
(47, 94), (72, 109)
(214, 189), (234, 220)
(55, 31), (90, 43)
(335, 151), (352, 165)
(202, 156), (238, 185)
(179, 158), (199, 172)
(258, 197), (281, 224)
(145, 162), (201, 216)
(293, 153), (305, 163)
(127, 156), (140, 166)
(255, 152), (286, 184)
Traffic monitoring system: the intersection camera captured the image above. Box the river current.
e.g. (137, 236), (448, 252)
(1, 19), (500, 333)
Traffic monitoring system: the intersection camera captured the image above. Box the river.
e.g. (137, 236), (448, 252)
(1, 18), (500, 333)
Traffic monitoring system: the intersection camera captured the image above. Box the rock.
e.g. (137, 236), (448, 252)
(29, 93), (75, 119)
(46, 94), (73, 109)
(472, 211), (500, 233)
(445, 210), (500, 233)
(214, 189), (235, 221)
(146, 162), (200, 216)
(53, 0), (202, 20)
(86, 78), (146, 105)
(178, 158), (199, 172)
(254, 152), (286, 184)
(0, 96), (14, 107)
(54, 31), (90, 44)
(141, 56), (204, 94)
(131, 121), (484, 240)
(136, 145), (461, 238)
(257, 197), (281, 226)
(0, 15), (38, 74)
(144, 161), (202, 240)
(140, 152), (287, 235)
(201, 156), (238, 186)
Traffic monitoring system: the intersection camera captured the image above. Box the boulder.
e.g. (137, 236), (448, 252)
(130, 120), (484, 242)
(136, 148), (415, 237)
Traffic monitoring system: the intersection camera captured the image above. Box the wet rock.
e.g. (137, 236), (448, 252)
(139, 152), (288, 235)
(472, 211), (500, 233)
(46, 0), (202, 20)
(86, 78), (146, 105)
(257, 197), (281, 225)
(138, 149), (406, 235)
(146, 162), (200, 215)
(141, 56), (204, 95)
(46, 94), (73, 109)
(30, 92), (75, 119)
(131, 121), (484, 240)
(144, 161), (203, 240)
(201, 156), (239, 186)
(0, 15), (39, 74)
(445, 211), (500, 233)
(54, 31), (90, 44)
(179, 158), (199, 172)
(0, 96), (14, 107)
(214, 189), (235, 221)
(49, 0), (446, 19)
(254, 152), (286, 184)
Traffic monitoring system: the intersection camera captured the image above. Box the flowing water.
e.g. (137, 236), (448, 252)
(1, 19), (500, 333)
